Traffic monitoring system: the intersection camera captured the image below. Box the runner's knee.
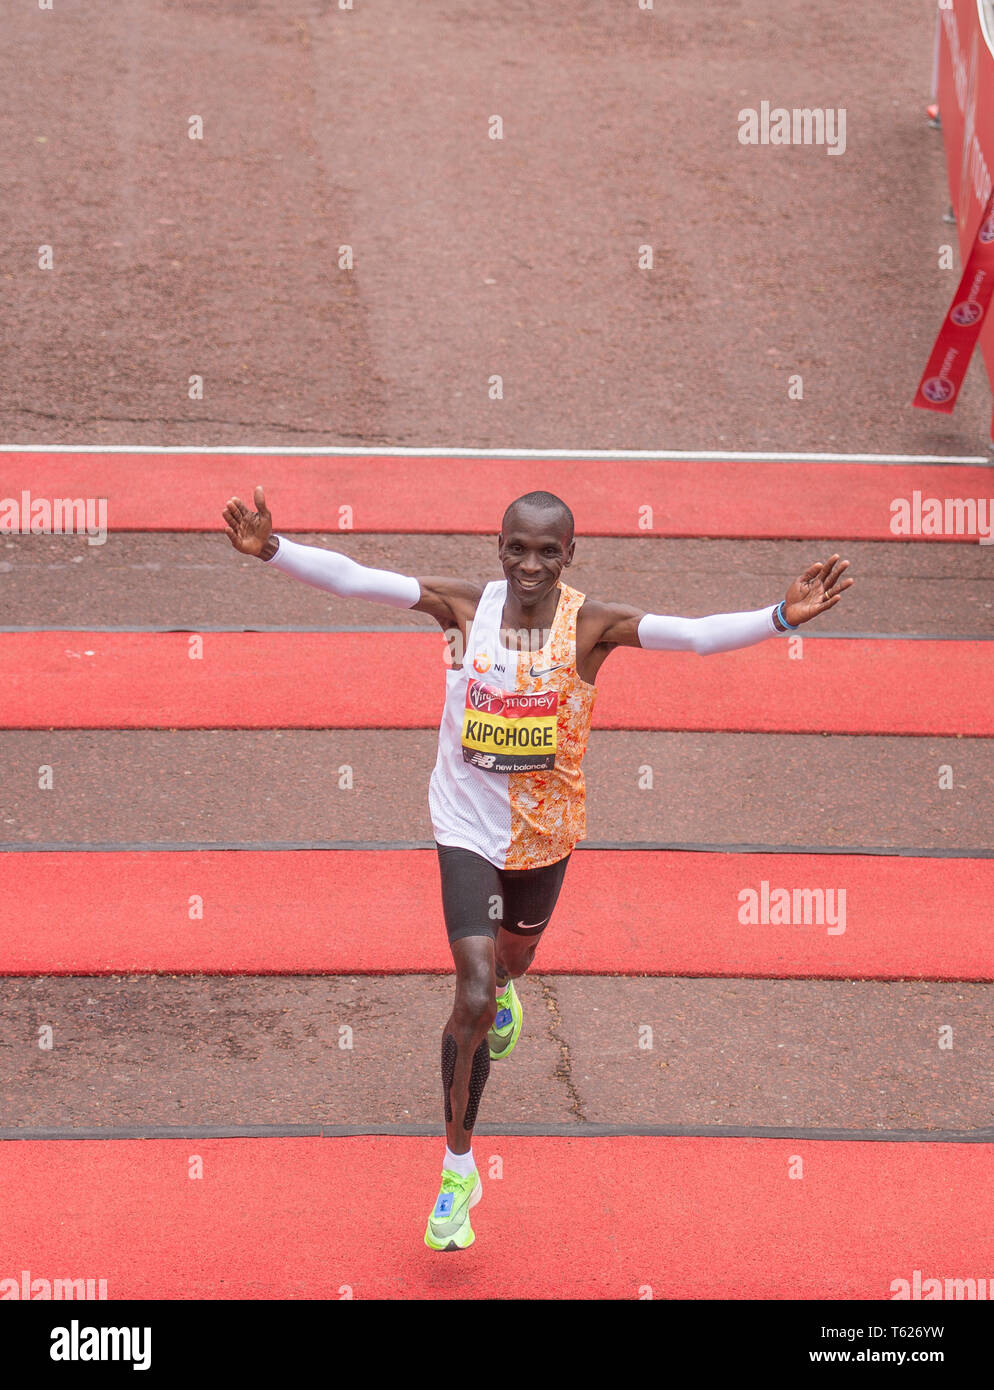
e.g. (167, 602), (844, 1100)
(496, 942), (537, 979)
(453, 971), (497, 1031)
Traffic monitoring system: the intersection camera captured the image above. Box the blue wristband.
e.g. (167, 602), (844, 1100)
(775, 601), (798, 632)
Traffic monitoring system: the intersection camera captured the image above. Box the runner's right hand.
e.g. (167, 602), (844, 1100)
(222, 486), (273, 556)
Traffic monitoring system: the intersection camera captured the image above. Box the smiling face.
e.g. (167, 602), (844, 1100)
(498, 503), (575, 608)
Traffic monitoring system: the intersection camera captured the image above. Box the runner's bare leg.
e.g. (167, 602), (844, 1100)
(442, 937), (497, 1153)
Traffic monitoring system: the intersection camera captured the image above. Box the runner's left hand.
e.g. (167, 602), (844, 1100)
(222, 485), (272, 557)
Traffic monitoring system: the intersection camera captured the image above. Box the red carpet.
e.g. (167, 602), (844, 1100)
(5, 850), (991, 980)
(6, 451), (992, 539)
(0, 1134), (988, 1299)
(2, 632), (992, 736)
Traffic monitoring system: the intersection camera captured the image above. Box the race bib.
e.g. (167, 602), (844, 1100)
(461, 679), (559, 773)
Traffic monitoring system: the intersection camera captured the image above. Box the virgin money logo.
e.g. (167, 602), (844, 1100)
(979, 216), (994, 244)
(950, 299), (983, 326)
(468, 683), (505, 713)
(921, 376), (955, 404)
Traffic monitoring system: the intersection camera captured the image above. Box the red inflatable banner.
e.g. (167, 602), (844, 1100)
(913, 186), (994, 411)
(923, 1), (994, 423)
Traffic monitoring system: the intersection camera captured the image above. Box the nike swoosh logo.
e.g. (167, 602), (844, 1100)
(516, 918), (548, 930)
(431, 1178), (481, 1233)
(528, 662), (570, 678)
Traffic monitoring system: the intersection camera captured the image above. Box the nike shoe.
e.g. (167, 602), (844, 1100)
(424, 1168), (483, 1251)
(488, 978), (522, 1060)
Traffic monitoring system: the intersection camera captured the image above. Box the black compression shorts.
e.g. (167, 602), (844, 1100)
(435, 842), (572, 946)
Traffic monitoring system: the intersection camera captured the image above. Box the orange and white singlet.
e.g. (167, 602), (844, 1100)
(428, 579), (597, 871)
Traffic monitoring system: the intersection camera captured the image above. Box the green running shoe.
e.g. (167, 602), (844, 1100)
(488, 978), (522, 1060)
(424, 1168), (483, 1251)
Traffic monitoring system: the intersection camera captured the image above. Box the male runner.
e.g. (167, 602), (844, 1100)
(222, 485), (853, 1251)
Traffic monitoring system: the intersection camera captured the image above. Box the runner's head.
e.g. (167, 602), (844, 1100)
(498, 492), (575, 606)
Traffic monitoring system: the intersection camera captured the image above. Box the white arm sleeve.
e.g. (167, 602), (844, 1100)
(637, 604), (781, 655)
(265, 536), (421, 609)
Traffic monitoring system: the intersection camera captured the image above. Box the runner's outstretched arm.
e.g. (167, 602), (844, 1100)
(221, 485), (481, 625)
(586, 554), (854, 654)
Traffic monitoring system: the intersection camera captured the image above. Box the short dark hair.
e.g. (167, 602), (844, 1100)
(501, 491), (574, 545)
